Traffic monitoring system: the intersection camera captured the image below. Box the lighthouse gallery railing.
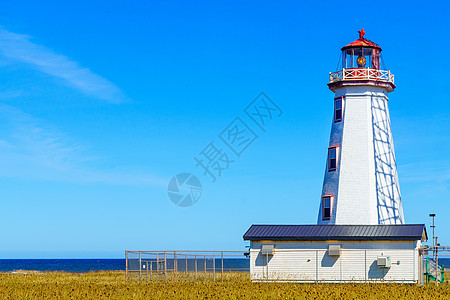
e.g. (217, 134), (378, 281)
(329, 68), (394, 85)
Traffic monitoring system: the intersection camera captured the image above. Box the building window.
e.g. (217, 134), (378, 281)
(334, 97), (343, 122)
(322, 195), (332, 220)
(328, 146), (338, 171)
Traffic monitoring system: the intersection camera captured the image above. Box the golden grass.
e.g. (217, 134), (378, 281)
(0, 271), (449, 299)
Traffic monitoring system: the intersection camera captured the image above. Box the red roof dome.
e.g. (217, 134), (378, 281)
(341, 29), (381, 51)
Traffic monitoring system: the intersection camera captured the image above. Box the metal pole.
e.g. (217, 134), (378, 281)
(195, 254), (198, 281)
(139, 251), (142, 283)
(125, 251), (128, 283)
(430, 213), (436, 285)
(436, 237), (439, 285)
(164, 251), (167, 283)
(174, 251), (177, 281)
(174, 251), (177, 274)
(213, 253), (215, 282)
(418, 249), (421, 285)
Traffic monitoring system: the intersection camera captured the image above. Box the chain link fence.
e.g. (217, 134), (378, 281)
(422, 246), (450, 284)
(125, 250), (250, 283)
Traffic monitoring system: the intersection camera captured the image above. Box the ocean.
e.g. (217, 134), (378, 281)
(0, 258), (449, 272)
(0, 259), (125, 272)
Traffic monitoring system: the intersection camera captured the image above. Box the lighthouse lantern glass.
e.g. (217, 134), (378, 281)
(342, 47), (380, 70)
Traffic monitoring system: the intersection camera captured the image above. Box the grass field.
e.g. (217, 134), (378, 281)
(0, 271), (449, 299)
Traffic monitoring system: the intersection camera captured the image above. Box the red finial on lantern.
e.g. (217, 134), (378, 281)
(358, 28), (365, 39)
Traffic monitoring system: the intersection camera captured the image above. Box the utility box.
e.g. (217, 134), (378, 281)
(261, 245), (275, 255)
(328, 244), (341, 256)
(377, 256), (391, 268)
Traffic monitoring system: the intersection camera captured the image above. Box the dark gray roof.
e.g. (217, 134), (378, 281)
(243, 224), (427, 241)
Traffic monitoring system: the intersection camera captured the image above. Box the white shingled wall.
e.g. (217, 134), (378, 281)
(250, 240), (421, 283)
(318, 85), (404, 225)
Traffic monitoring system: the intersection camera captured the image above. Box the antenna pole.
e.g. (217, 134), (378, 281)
(429, 213), (437, 285)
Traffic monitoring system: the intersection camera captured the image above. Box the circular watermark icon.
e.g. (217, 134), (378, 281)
(167, 173), (202, 207)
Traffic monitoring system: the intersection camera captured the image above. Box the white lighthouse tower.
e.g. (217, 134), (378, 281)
(317, 29), (404, 225)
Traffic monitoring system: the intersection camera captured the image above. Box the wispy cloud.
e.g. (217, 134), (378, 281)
(0, 104), (166, 186)
(0, 28), (126, 104)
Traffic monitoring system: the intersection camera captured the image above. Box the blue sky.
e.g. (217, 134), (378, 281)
(0, 0), (448, 258)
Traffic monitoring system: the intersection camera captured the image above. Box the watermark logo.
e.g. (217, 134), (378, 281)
(219, 117), (258, 157)
(194, 141), (235, 183)
(168, 92), (283, 207)
(167, 173), (202, 207)
(245, 92), (283, 131)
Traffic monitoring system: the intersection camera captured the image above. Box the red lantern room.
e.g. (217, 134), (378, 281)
(328, 29), (395, 92)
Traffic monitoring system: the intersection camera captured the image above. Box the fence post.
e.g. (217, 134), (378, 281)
(139, 251), (142, 283)
(174, 251), (177, 273)
(146, 261), (149, 283)
(125, 251), (128, 283)
(204, 255), (206, 275)
(418, 250), (422, 285)
(221, 251), (224, 282)
(436, 249), (439, 286)
(157, 253), (159, 281)
(213, 253), (216, 282)
(185, 254), (188, 275)
(195, 254), (198, 281)
(174, 251), (177, 281)
(164, 251), (167, 283)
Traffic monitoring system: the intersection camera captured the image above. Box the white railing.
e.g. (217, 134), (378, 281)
(329, 68), (394, 85)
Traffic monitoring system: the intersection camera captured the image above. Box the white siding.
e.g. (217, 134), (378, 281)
(250, 240), (420, 283)
(318, 85), (404, 225)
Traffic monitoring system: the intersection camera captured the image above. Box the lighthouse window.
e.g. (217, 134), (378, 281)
(322, 196), (332, 220)
(328, 147), (338, 171)
(334, 98), (342, 122)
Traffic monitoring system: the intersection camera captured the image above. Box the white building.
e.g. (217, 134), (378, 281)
(318, 28), (404, 225)
(244, 224), (427, 283)
(244, 30), (426, 283)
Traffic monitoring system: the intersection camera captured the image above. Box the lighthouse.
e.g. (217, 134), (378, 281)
(317, 29), (404, 225)
(243, 30), (428, 283)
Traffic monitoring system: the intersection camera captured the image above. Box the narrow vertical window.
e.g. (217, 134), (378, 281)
(334, 97), (342, 122)
(322, 195), (332, 220)
(328, 146), (338, 171)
